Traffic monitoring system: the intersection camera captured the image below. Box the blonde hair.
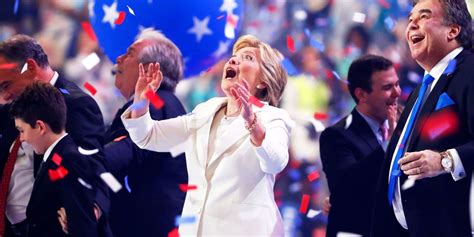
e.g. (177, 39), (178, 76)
(232, 35), (287, 106)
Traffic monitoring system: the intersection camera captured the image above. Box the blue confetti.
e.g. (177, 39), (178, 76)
(13, 0), (19, 15)
(287, 169), (301, 181)
(124, 175), (131, 193)
(281, 58), (299, 76)
(175, 215), (196, 226)
(332, 70), (345, 84)
(384, 17), (395, 31)
(309, 39), (325, 52)
(129, 100), (147, 111)
(443, 59), (457, 75)
(59, 88), (70, 95)
(304, 28), (311, 38)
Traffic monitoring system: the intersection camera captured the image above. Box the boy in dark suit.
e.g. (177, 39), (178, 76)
(10, 82), (98, 237)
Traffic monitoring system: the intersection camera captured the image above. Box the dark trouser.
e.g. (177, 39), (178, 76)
(5, 219), (28, 237)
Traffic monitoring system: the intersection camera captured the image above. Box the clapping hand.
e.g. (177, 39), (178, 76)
(132, 63), (163, 118)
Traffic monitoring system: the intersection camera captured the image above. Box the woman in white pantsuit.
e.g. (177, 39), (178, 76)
(121, 35), (294, 236)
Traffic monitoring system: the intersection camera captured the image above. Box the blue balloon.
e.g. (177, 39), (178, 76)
(89, 0), (244, 77)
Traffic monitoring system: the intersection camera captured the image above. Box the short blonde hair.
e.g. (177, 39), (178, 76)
(232, 35), (287, 106)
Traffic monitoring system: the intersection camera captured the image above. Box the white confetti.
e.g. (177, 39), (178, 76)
(401, 178), (416, 190)
(306, 209), (321, 218)
(78, 177), (93, 189)
(127, 5), (135, 16)
(344, 114), (353, 129)
(20, 63), (27, 74)
(352, 12), (366, 23)
(100, 172), (122, 193)
(78, 146), (99, 155)
(337, 232), (363, 237)
(81, 52), (100, 70)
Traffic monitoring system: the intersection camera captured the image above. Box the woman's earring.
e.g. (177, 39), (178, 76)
(256, 84), (263, 89)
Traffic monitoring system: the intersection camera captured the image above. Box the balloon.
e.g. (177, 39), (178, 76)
(89, 0), (243, 77)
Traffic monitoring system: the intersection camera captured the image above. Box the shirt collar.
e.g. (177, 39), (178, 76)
(49, 71), (59, 86)
(426, 47), (463, 80)
(356, 108), (387, 135)
(43, 133), (68, 162)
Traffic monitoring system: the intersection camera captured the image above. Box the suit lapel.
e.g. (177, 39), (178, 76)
(351, 109), (381, 152)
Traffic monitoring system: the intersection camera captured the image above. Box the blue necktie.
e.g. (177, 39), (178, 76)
(388, 74), (434, 204)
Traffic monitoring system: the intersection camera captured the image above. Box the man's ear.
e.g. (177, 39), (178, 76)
(447, 24), (461, 41)
(23, 58), (39, 77)
(35, 120), (48, 135)
(354, 87), (367, 103)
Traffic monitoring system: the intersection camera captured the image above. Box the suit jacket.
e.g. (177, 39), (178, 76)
(0, 76), (112, 236)
(104, 89), (187, 237)
(122, 97), (294, 236)
(371, 49), (474, 237)
(320, 109), (385, 237)
(26, 135), (98, 237)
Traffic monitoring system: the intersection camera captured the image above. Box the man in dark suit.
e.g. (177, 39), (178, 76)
(320, 55), (400, 237)
(105, 28), (187, 237)
(0, 34), (111, 237)
(371, 0), (474, 236)
(10, 82), (98, 237)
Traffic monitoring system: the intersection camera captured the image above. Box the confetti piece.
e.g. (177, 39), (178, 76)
(51, 153), (62, 166)
(81, 22), (97, 41)
(281, 58), (298, 76)
(332, 70), (342, 81)
(224, 22), (236, 39)
(126, 5), (135, 16)
(82, 52), (100, 70)
(124, 175), (131, 193)
(444, 59), (457, 75)
(307, 209), (321, 218)
(226, 14), (238, 28)
(130, 100), (148, 111)
(337, 232), (363, 237)
(379, 0), (391, 9)
(115, 11), (126, 25)
(286, 35), (295, 53)
(78, 146), (99, 155)
(168, 227), (179, 237)
(307, 171), (320, 182)
(216, 14), (225, 20)
(170, 141), (186, 158)
(249, 96), (264, 108)
(83, 82), (97, 96)
(310, 39), (325, 52)
(344, 114), (353, 129)
(420, 110), (459, 141)
(352, 12), (366, 23)
(48, 166), (69, 182)
(175, 215), (197, 226)
(401, 178), (416, 190)
(113, 135), (127, 142)
(20, 63), (28, 74)
(78, 177), (93, 189)
(0, 63), (17, 70)
(179, 184), (197, 192)
(100, 172), (122, 193)
(13, 0), (19, 15)
(313, 112), (328, 120)
(145, 89), (165, 109)
(299, 194), (310, 213)
(59, 88), (70, 95)
(384, 17), (395, 31)
(267, 4), (277, 13)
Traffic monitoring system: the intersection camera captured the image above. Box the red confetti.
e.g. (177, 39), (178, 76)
(313, 112), (328, 120)
(419, 110), (459, 141)
(249, 96), (264, 108)
(81, 22), (97, 41)
(286, 35), (296, 53)
(307, 171), (320, 182)
(0, 63), (17, 70)
(83, 82), (97, 96)
(48, 166), (69, 182)
(51, 153), (62, 166)
(248, 21), (262, 28)
(179, 184), (197, 192)
(168, 227), (179, 237)
(226, 14), (237, 28)
(145, 89), (165, 109)
(216, 14), (225, 20)
(115, 11), (126, 25)
(267, 4), (278, 13)
(113, 135), (127, 142)
(379, 0), (391, 9)
(299, 194), (310, 213)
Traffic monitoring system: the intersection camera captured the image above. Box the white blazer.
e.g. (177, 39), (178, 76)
(122, 97), (294, 236)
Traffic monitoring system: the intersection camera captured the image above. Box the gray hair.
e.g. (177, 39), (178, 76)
(135, 28), (184, 92)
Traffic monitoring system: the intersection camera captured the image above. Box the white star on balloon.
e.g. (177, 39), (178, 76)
(213, 40), (231, 58)
(187, 16), (213, 42)
(102, 1), (120, 29)
(220, 0), (237, 14)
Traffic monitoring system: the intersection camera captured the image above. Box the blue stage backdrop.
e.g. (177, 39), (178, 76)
(89, 0), (243, 77)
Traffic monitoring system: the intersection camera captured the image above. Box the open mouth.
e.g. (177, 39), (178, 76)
(410, 35), (424, 44)
(225, 68), (237, 79)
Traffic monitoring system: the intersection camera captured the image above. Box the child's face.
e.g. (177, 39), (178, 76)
(14, 118), (47, 154)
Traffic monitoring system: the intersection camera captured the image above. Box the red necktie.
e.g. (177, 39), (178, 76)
(0, 136), (21, 236)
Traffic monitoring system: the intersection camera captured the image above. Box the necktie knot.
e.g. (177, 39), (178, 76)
(380, 125), (389, 142)
(423, 74), (434, 85)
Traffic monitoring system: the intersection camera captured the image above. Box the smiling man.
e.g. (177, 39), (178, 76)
(371, 0), (474, 236)
(320, 54), (400, 237)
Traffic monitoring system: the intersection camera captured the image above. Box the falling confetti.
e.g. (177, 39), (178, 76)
(0, 63), (17, 70)
(49, 166), (69, 182)
(130, 100), (148, 111)
(113, 135), (127, 142)
(81, 52), (100, 70)
(179, 184), (197, 192)
(249, 96), (264, 108)
(59, 88), (70, 95)
(281, 58), (298, 76)
(78, 146), (99, 155)
(307, 209), (321, 218)
(126, 5), (135, 16)
(78, 177), (93, 189)
(51, 153), (62, 166)
(419, 110), (459, 141)
(124, 175), (131, 193)
(175, 215), (197, 226)
(145, 89), (165, 109)
(168, 227), (179, 237)
(81, 21), (97, 41)
(13, 0), (19, 15)
(216, 14), (225, 20)
(313, 112), (328, 121)
(100, 172), (122, 193)
(337, 232), (363, 237)
(307, 171), (320, 182)
(115, 11), (126, 25)
(286, 35), (296, 53)
(299, 194), (310, 214)
(352, 12), (366, 23)
(443, 59), (457, 75)
(83, 82), (97, 96)
(401, 178), (416, 190)
(20, 63), (28, 74)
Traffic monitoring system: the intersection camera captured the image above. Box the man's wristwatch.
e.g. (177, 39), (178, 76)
(440, 151), (454, 173)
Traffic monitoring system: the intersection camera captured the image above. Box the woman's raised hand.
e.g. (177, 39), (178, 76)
(134, 63), (163, 102)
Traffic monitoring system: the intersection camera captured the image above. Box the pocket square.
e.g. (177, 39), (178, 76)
(435, 92), (455, 110)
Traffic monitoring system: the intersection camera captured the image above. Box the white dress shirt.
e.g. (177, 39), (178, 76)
(357, 109), (389, 151)
(389, 47), (473, 234)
